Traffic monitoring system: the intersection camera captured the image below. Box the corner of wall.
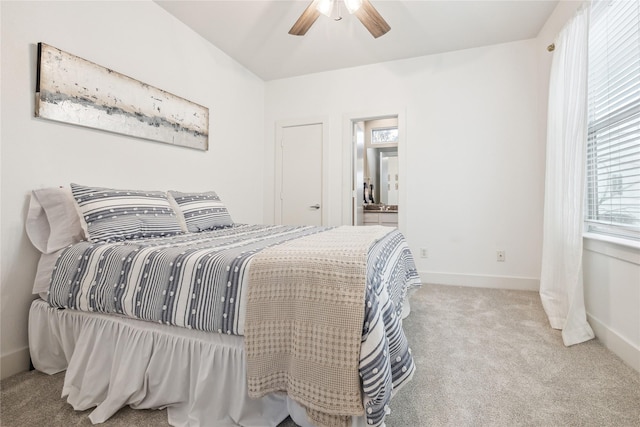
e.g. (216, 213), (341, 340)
(587, 314), (640, 373)
(1, 346), (31, 380)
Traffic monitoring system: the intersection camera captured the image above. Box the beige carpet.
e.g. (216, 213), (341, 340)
(2, 284), (639, 426)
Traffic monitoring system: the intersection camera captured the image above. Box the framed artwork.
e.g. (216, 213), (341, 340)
(35, 43), (209, 150)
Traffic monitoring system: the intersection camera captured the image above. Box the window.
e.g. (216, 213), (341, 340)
(585, 0), (640, 241)
(371, 127), (398, 144)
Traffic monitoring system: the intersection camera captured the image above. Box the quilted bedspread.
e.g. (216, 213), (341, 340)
(47, 224), (421, 426)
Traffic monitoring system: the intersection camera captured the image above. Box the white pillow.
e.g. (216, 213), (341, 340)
(26, 186), (86, 254)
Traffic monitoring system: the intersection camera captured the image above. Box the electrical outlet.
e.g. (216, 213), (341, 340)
(497, 250), (506, 262)
(420, 248), (429, 258)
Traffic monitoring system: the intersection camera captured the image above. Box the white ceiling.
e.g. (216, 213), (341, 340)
(155, 0), (559, 81)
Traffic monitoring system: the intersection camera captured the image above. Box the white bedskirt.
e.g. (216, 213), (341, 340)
(29, 299), (367, 427)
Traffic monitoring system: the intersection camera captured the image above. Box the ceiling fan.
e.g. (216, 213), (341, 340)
(289, 0), (391, 39)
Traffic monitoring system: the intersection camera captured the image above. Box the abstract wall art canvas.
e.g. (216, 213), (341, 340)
(35, 43), (209, 150)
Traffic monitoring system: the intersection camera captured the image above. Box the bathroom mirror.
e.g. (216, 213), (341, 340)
(364, 146), (398, 205)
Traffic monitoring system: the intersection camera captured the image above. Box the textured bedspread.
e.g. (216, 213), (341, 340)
(246, 226), (391, 426)
(47, 224), (420, 427)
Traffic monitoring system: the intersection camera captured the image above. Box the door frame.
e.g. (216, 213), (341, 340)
(341, 109), (406, 232)
(275, 117), (330, 226)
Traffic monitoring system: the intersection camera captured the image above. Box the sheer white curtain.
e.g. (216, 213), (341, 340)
(540, 4), (595, 347)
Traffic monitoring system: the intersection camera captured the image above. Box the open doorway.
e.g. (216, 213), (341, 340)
(349, 115), (400, 227)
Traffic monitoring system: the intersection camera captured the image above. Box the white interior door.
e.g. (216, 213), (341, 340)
(279, 123), (323, 226)
(353, 122), (365, 225)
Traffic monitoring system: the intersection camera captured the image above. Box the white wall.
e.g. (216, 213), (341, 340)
(583, 238), (640, 372)
(0, 0), (265, 379)
(265, 39), (544, 291)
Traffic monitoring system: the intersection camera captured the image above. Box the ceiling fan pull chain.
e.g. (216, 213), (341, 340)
(333, 0), (343, 21)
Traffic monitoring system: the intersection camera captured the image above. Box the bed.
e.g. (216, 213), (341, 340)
(26, 184), (421, 427)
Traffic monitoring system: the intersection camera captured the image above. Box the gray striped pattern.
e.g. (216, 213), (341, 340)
(71, 183), (183, 243)
(48, 224), (321, 333)
(168, 190), (233, 232)
(46, 224), (420, 424)
(361, 230), (420, 425)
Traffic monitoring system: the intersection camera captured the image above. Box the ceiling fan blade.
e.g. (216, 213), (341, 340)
(354, 0), (390, 38)
(289, 0), (322, 36)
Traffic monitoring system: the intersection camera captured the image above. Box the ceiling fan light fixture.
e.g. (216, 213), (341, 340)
(290, 0), (390, 38)
(343, 0), (363, 14)
(316, 0), (334, 17)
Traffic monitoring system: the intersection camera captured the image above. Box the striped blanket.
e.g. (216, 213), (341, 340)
(47, 224), (421, 426)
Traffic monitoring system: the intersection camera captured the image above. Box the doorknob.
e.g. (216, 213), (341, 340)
(309, 204), (320, 209)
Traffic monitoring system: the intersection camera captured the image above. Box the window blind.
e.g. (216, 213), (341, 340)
(586, 0), (640, 241)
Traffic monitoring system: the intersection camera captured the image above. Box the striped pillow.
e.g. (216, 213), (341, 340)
(71, 183), (183, 242)
(168, 190), (234, 232)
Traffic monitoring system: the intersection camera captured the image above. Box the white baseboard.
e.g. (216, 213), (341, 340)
(1, 346), (31, 380)
(587, 313), (640, 373)
(419, 271), (539, 292)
